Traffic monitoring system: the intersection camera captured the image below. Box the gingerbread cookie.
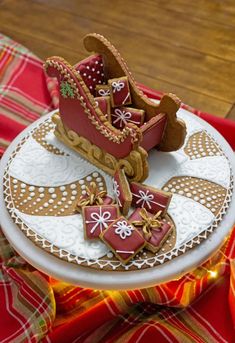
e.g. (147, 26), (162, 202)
(113, 168), (132, 215)
(108, 76), (132, 107)
(100, 216), (146, 264)
(111, 107), (145, 129)
(130, 182), (172, 216)
(83, 204), (119, 240)
(129, 208), (173, 253)
(77, 181), (113, 213)
(95, 84), (110, 97)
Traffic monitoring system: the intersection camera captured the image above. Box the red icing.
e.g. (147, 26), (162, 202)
(130, 182), (172, 215)
(94, 96), (111, 121)
(129, 208), (172, 251)
(46, 58), (138, 159)
(111, 106), (144, 129)
(74, 54), (105, 96)
(83, 205), (119, 239)
(113, 169), (131, 212)
(109, 77), (131, 107)
(102, 216), (145, 262)
(140, 114), (167, 151)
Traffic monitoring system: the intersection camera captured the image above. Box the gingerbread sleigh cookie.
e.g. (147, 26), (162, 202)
(45, 33), (186, 183)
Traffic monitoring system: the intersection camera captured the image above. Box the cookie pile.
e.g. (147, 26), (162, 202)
(95, 76), (145, 130)
(76, 168), (173, 265)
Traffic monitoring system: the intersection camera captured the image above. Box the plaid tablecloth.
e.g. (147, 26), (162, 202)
(0, 34), (235, 343)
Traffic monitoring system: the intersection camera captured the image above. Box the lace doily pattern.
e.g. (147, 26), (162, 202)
(3, 113), (234, 271)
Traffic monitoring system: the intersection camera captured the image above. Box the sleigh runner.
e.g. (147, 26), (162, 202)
(45, 33), (186, 182)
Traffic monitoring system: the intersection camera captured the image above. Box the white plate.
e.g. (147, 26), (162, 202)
(0, 109), (235, 290)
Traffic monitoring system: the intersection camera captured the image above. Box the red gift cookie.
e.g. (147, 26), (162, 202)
(108, 76), (131, 107)
(83, 204), (119, 239)
(113, 168), (132, 215)
(95, 84), (110, 97)
(130, 182), (172, 216)
(77, 181), (113, 212)
(129, 208), (173, 253)
(94, 96), (111, 121)
(111, 106), (145, 129)
(100, 216), (146, 264)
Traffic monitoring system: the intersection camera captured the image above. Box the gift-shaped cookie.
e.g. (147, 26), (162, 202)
(113, 168), (132, 215)
(83, 204), (119, 239)
(100, 216), (146, 264)
(111, 107), (145, 129)
(95, 84), (110, 97)
(95, 96), (111, 121)
(129, 208), (172, 253)
(130, 182), (172, 216)
(77, 181), (113, 213)
(108, 76), (131, 107)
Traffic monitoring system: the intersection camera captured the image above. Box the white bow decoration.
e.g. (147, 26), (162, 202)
(98, 89), (110, 96)
(133, 189), (164, 210)
(114, 220), (134, 240)
(112, 109), (140, 128)
(86, 210), (114, 234)
(112, 80), (125, 93)
(113, 180), (121, 206)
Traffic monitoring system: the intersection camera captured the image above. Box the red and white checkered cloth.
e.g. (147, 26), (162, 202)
(0, 34), (235, 343)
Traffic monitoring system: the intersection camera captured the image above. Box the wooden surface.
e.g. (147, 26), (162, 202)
(0, 0), (235, 119)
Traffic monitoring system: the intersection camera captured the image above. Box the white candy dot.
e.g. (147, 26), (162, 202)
(13, 179), (18, 184)
(60, 186), (65, 191)
(82, 190), (87, 195)
(49, 199), (54, 204)
(92, 172), (98, 177)
(79, 180), (84, 184)
(39, 187), (44, 193)
(44, 203), (49, 208)
(29, 186), (35, 191)
(63, 191), (68, 196)
(72, 190), (77, 195)
(49, 188), (55, 194)
(61, 197), (66, 202)
(39, 193), (44, 198)
(52, 194), (57, 199)
(96, 177), (102, 182)
(86, 176), (92, 181)
(70, 184), (77, 189)
(21, 183), (26, 188)
(71, 196), (76, 200)
(30, 192), (35, 197)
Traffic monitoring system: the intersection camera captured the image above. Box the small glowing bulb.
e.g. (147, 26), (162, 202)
(208, 270), (218, 278)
